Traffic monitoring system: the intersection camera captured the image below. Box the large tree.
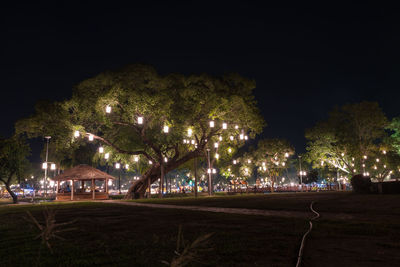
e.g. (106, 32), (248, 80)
(0, 137), (30, 204)
(16, 65), (265, 198)
(305, 102), (395, 180)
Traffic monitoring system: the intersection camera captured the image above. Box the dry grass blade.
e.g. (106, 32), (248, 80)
(24, 207), (77, 253)
(162, 225), (214, 267)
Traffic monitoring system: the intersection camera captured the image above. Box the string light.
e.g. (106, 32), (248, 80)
(99, 147), (104, 153)
(222, 122), (227, 129)
(138, 117), (143, 124)
(209, 121), (215, 128)
(115, 163), (120, 169)
(105, 153), (109, 159)
(134, 156), (139, 162)
(88, 134), (94, 141)
(187, 128), (192, 137)
(230, 136), (234, 141)
(106, 105), (111, 113)
(74, 130), (80, 138)
(163, 125), (169, 133)
(214, 142), (219, 148)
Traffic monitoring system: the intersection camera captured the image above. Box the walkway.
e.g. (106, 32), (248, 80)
(102, 200), (354, 220)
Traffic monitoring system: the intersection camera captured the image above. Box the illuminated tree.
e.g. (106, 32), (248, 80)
(252, 139), (294, 192)
(16, 65), (265, 198)
(305, 102), (391, 179)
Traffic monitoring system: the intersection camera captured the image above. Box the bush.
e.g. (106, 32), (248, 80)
(351, 174), (372, 193)
(109, 194), (125, 200)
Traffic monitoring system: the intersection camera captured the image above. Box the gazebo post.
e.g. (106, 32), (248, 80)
(105, 178), (108, 193)
(56, 180), (60, 193)
(71, 180), (74, 200)
(92, 179), (95, 200)
(81, 180), (84, 193)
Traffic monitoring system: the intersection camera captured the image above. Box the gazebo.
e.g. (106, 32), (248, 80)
(52, 164), (115, 201)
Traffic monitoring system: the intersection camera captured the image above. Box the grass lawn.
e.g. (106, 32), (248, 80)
(0, 198), (12, 205)
(1, 192), (399, 266)
(0, 202), (306, 267)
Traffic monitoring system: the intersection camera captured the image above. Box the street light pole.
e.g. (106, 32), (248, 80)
(44, 136), (51, 197)
(299, 155), (302, 187)
(207, 148), (212, 196)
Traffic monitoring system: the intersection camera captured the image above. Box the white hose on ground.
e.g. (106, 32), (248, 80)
(295, 201), (320, 267)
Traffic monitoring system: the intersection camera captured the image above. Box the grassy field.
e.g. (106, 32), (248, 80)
(0, 202), (306, 267)
(1, 192), (399, 266)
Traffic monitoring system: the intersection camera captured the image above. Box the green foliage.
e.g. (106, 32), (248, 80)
(16, 65), (265, 181)
(0, 136), (30, 185)
(305, 102), (392, 178)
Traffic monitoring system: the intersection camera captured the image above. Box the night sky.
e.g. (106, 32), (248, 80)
(2, 2), (400, 160)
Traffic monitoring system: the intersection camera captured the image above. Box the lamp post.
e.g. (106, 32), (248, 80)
(298, 155), (302, 189)
(207, 148), (212, 196)
(43, 136), (51, 197)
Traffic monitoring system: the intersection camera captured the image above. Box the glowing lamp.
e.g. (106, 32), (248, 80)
(125, 164), (129, 169)
(247, 159), (251, 164)
(383, 150), (386, 154)
(115, 163), (120, 169)
(149, 160), (153, 165)
(363, 155), (367, 159)
(191, 140), (195, 145)
(214, 142), (219, 148)
(212, 169), (217, 174)
(209, 121), (215, 128)
(88, 134), (94, 141)
(233, 160), (237, 165)
(50, 181), (55, 187)
(134, 156), (139, 162)
(228, 148), (232, 153)
(222, 123), (227, 129)
(51, 163), (56, 170)
(207, 168), (212, 174)
(244, 135), (248, 140)
(105, 153), (109, 159)
(215, 153), (219, 159)
(163, 125), (169, 133)
(99, 147), (104, 153)
(164, 157), (168, 162)
(108, 180), (113, 186)
(138, 117), (143, 124)
(106, 105), (111, 113)
(239, 134), (244, 140)
(219, 136), (223, 141)
(42, 162), (48, 169)
(230, 136), (234, 141)
(74, 130), (80, 138)
(285, 153), (289, 158)
(282, 162), (286, 166)
(187, 128), (192, 137)
(235, 125), (239, 129)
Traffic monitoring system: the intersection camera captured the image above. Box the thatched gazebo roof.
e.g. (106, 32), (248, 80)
(52, 164), (115, 181)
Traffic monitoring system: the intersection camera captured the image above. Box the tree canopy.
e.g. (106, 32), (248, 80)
(0, 136), (30, 203)
(16, 64), (265, 197)
(305, 102), (398, 181)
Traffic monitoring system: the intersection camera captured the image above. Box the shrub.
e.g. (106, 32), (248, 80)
(351, 174), (371, 193)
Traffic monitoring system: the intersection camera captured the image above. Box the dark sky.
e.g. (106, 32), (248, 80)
(2, 2), (400, 159)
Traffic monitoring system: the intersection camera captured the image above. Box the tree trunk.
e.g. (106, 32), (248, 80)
(270, 179), (275, 193)
(5, 184), (18, 204)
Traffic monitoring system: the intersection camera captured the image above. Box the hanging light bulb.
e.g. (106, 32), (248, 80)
(222, 122), (227, 129)
(244, 135), (248, 140)
(88, 134), (94, 141)
(149, 160), (153, 165)
(235, 125), (239, 129)
(163, 125), (169, 133)
(134, 156), (139, 162)
(99, 147), (104, 153)
(228, 148), (232, 153)
(106, 105), (111, 113)
(212, 169), (216, 174)
(105, 153), (109, 159)
(233, 160), (237, 165)
(383, 150), (387, 154)
(191, 139), (195, 145)
(209, 121), (215, 128)
(125, 164), (129, 169)
(219, 136), (223, 141)
(239, 134), (244, 140)
(247, 159), (251, 164)
(164, 157), (168, 162)
(138, 117), (143, 124)
(262, 162), (266, 166)
(230, 136), (234, 141)
(115, 163), (120, 169)
(376, 158), (380, 162)
(51, 163), (56, 170)
(363, 155), (367, 159)
(215, 153), (219, 159)
(282, 162), (286, 166)
(187, 128), (192, 137)
(74, 130), (80, 138)
(285, 152), (289, 158)
(214, 142), (219, 148)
